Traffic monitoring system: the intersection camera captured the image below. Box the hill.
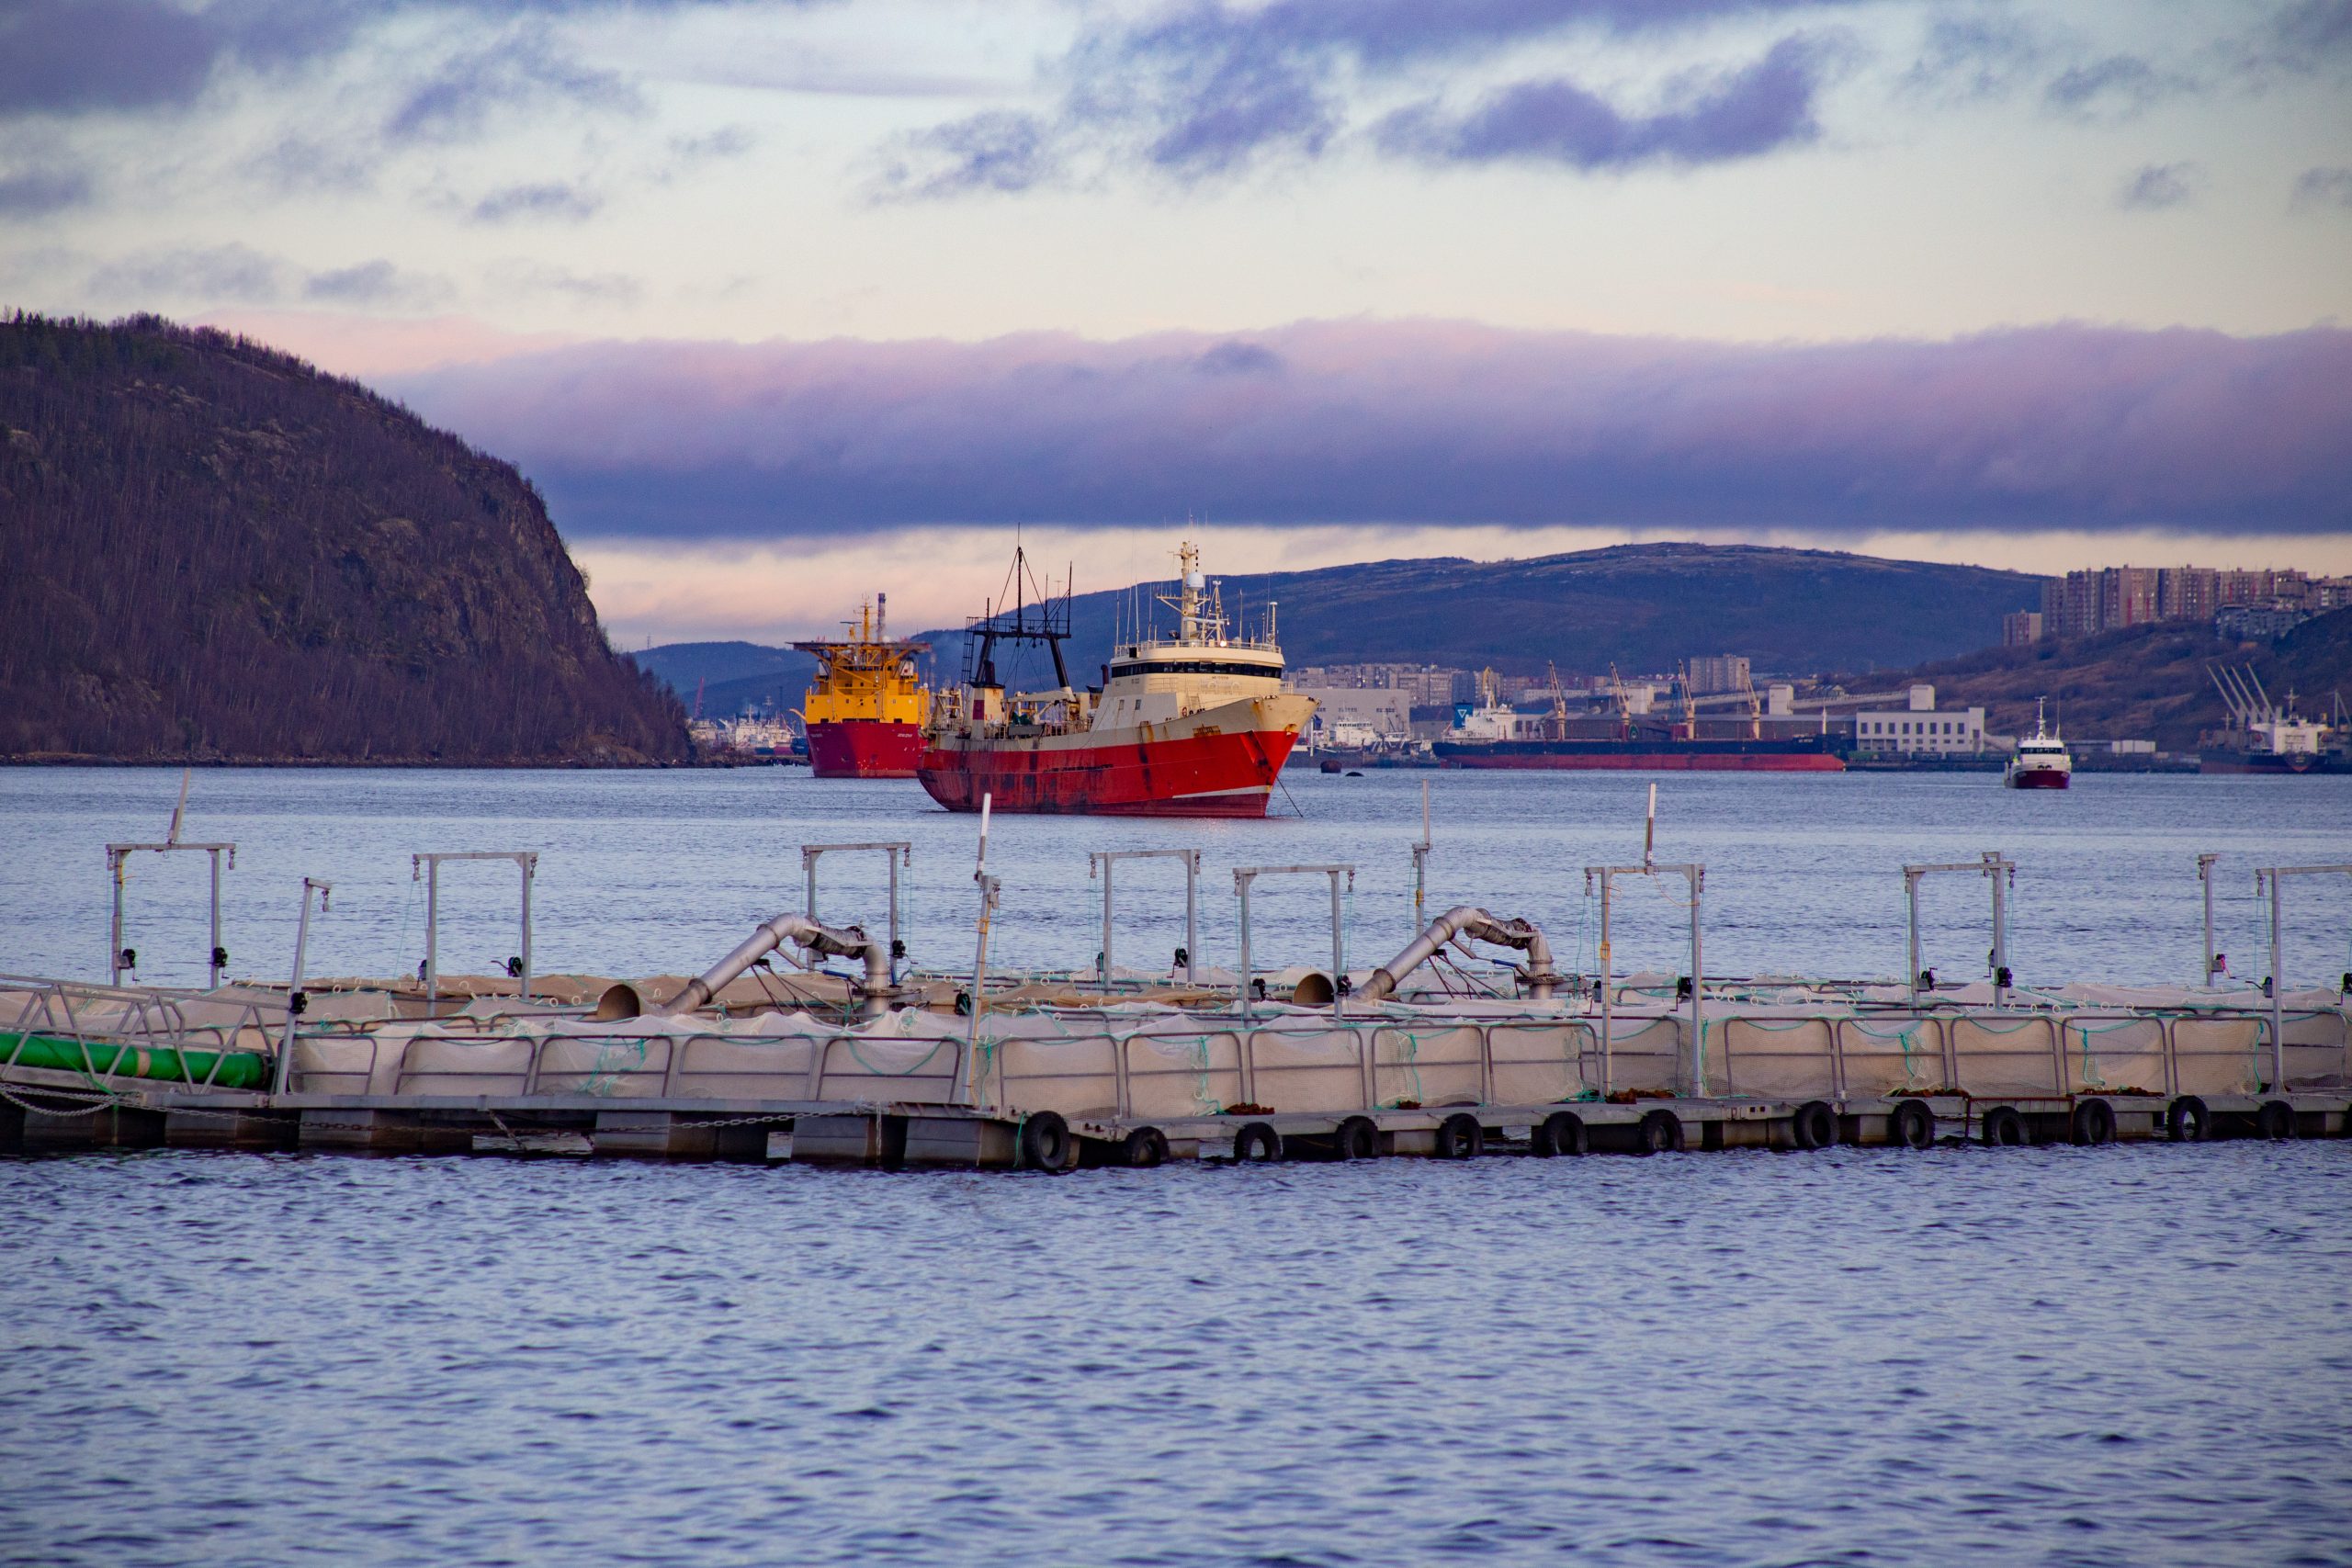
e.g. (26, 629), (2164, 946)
(647, 542), (2044, 710)
(0, 314), (689, 764)
(1850, 608), (2352, 750)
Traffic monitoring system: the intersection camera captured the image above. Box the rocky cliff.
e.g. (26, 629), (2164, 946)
(0, 313), (688, 763)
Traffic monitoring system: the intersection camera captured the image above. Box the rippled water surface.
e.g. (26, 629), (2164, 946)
(5, 1146), (2350, 1567)
(5, 768), (2350, 1565)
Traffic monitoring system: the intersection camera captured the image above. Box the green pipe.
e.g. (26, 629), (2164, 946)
(0, 1031), (270, 1091)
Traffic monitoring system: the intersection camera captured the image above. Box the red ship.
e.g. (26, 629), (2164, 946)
(917, 543), (1316, 817)
(792, 597), (931, 780)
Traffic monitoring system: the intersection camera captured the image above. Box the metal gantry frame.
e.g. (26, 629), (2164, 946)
(802, 842), (911, 979)
(1903, 851), (2016, 1006)
(1089, 848), (1201, 987)
(1586, 862), (1705, 1098)
(2254, 863), (2352, 1092)
(1233, 863), (1356, 1021)
(275, 877), (332, 1095)
(413, 852), (538, 1015)
(107, 840), (236, 987)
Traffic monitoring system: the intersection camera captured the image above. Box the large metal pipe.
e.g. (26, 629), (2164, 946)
(1359, 906), (1559, 1002)
(659, 913), (894, 1018)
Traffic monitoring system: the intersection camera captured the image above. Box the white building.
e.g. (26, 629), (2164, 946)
(1294, 686), (1414, 744)
(1854, 684), (1986, 754)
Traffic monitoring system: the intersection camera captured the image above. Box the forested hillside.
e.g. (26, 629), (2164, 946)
(0, 314), (689, 763)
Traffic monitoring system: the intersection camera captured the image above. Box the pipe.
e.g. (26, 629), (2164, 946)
(1359, 906), (1559, 1002)
(659, 912), (894, 1019)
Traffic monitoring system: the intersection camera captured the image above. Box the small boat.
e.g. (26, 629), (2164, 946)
(2004, 699), (2072, 789)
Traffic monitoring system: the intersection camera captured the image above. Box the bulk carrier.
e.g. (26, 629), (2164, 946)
(916, 544), (1316, 816)
(792, 597), (931, 779)
(1433, 670), (1846, 773)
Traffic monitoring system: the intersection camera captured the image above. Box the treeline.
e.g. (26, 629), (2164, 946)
(0, 312), (689, 763)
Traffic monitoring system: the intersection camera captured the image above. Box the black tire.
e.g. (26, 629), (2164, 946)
(1534, 1111), (1588, 1157)
(1636, 1108), (1683, 1155)
(1434, 1112), (1484, 1160)
(1332, 1116), (1378, 1161)
(1792, 1100), (1837, 1151)
(2166, 1095), (2208, 1142)
(1982, 1105), (2027, 1147)
(1233, 1121), (1283, 1163)
(1890, 1099), (1935, 1150)
(1121, 1126), (1168, 1168)
(2256, 1100), (2297, 1141)
(1018, 1111), (1073, 1173)
(2070, 1097), (2117, 1147)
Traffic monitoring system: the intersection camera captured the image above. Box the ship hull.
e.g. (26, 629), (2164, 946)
(919, 696), (1311, 816)
(806, 719), (927, 779)
(2198, 750), (2346, 774)
(1433, 739), (1845, 773)
(2005, 766), (2071, 789)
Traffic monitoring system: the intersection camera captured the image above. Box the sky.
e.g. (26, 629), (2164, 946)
(4, 0), (2349, 644)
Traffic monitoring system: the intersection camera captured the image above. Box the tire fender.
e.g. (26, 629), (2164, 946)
(1535, 1110), (1588, 1157)
(1018, 1111), (1073, 1173)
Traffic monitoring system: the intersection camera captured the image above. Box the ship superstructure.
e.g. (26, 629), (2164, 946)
(792, 596), (931, 779)
(2199, 664), (2346, 774)
(917, 542), (1315, 816)
(1433, 664), (1845, 772)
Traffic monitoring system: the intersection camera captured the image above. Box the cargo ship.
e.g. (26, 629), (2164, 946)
(2199, 666), (2348, 774)
(1432, 669), (1846, 773)
(791, 596), (931, 779)
(916, 543), (1316, 816)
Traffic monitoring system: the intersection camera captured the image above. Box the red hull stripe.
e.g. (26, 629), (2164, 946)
(1442, 752), (1845, 773)
(807, 720), (927, 779)
(919, 728), (1300, 815)
(2007, 773), (2071, 788)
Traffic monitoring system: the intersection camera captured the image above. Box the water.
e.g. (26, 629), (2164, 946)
(5, 768), (2350, 1566)
(3, 1146), (2348, 1566)
(4, 767), (2350, 991)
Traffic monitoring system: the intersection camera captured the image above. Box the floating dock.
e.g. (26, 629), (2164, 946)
(8, 841), (2348, 1167)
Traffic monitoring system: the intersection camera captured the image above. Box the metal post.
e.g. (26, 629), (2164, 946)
(1101, 858), (1114, 986)
(1987, 851), (2007, 1005)
(2267, 869), (2284, 1092)
(1411, 778), (1432, 933)
(1906, 870), (1921, 1004)
(110, 852), (125, 987)
(2198, 852), (2219, 987)
(1687, 865), (1704, 1096)
(518, 858), (533, 1002)
(888, 852), (900, 983)
(962, 797), (998, 1108)
(424, 858), (439, 1013)
(1329, 868), (1345, 1021)
(1184, 858), (1198, 987)
(208, 850), (223, 989)
(1597, 870), (1613, 1098)
(276, 878), (330, 1096)
(1238, 878), (1253, 1023)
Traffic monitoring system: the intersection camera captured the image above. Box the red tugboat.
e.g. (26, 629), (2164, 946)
(917, 543), (1316, 816)
(792, 596), (931, 779)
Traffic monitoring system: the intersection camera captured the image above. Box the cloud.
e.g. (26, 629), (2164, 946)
(382, 320), (2352, 544)
(88, 243), (291, 303)
(2117, 161), (2200, 210)
(2043, 54), (2196, 118)
(876, 111), (1061, 198)
(888, 0), (1871, 194)
(386, 26), (636, 144)
(483, 260), (643, 304)
(0, 0), (231, 115)
(1376, 34), (1839, 169)
(2270, 0), (2352, 58)
(1899, 13), (2047, 101)
(2291, 165), (2352, 209)
(0, 161), (92, 216)
(469, 181), (604, 222)
(301, 259), (453, 308)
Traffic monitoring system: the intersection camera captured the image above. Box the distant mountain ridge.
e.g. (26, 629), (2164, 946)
(649, 542), (2043, 710)
(1, 314), (688, 763)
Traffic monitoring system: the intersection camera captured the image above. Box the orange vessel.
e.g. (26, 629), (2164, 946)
(793, 596), (932, 779)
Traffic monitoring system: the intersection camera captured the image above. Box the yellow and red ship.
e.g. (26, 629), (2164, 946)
(792, 596), (931, 779)
(918, 543), (1315, 816)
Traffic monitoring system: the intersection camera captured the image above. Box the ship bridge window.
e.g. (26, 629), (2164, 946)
(1109, 660), (1283, 679)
